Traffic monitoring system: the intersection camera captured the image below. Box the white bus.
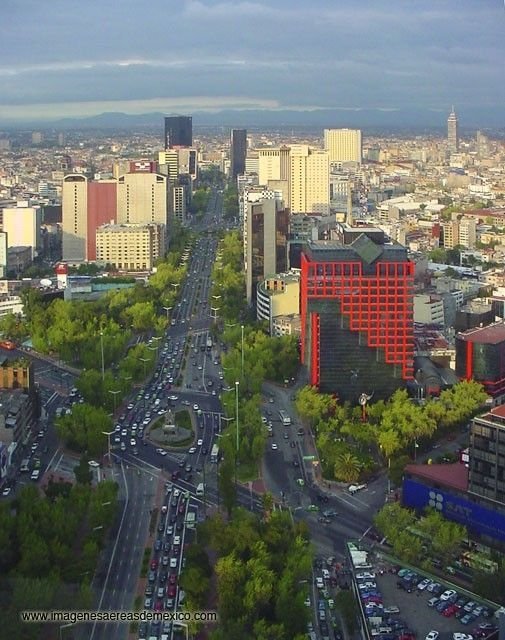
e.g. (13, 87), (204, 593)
(210, 443), (220, 463)
(279, 410), (291, 426)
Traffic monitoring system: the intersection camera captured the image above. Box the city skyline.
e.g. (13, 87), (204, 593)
(1, 0), (504, 125)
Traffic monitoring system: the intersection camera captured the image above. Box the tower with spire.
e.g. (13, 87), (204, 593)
(447, 106), (459, 154)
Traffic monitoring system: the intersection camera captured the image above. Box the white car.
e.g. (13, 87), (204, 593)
(173, 489), (180, 498)
(453, 635), (473, 640)
(348, 483), (367, 493)
(130, 438), (136, 446)
(188, 447), (196, 454)
(88, 460), (100, 468)
(121, 429), (127, 437)
(170, 558), (178, 568)
(193, 404), (199, 411)
(156, 448), (167, 456)
(417, 578), (431, 590)
(425, 632), (439, 640)
(439, 589), (457, 601)
(197, 439), (203, 446)
(315, 576), (324, 589)
(169, 395), (178, 401)
(358, 581), (377, 590)
(271, 443), (278, 451)
(383, 605), (400, 614)
(2, 487), (11, 496)
(356, 571), (375, 580)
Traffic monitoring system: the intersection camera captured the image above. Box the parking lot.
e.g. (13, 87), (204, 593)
(348, 542), (498, 640)
(372, 570), (495, 639)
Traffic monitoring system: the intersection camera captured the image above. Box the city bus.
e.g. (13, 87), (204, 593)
(279, 410), (291, 426)
(210, 444), (220, 463)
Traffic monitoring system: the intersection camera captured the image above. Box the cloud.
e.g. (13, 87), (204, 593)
(0, 0), (503, 121)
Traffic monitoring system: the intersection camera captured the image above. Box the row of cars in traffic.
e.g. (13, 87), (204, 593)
(138, 483), (194, 640)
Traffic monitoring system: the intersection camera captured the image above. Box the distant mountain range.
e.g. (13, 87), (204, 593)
(0, 107), (502, 133)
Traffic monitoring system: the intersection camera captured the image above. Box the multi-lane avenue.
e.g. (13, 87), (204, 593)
(3, 187), (389, 640)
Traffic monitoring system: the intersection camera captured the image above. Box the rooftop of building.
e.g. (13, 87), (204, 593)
(405, 462), (469, 492)
(474, 404), (505, 428)
(303, 236), (409, 264)
(0, 387), (31, 414)
(457, 321), (505, 344)
(97, 222), (161, 232)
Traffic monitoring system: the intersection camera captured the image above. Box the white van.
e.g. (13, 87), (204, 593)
(196, 482), (205, 497)
(30, 470), (40, 481)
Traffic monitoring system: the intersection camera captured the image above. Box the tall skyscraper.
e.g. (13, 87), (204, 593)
(230, 129), (247, 179)
(164, 115), (192, 149)
(1, 204), (42, 259)
(324, 128), (362, 163)
(447, 107), (459, 154)
(117, 168), (169, 227)
(300, 226), (414, 401)
(257, 145), (329, 214)
(289, 145), (330, 215)
(62, 175), (117, 262)
(245, 196), (289, 303)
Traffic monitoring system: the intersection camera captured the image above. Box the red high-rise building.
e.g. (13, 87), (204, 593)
(87, 181), (117, 260)
(300, 227), (414, 402)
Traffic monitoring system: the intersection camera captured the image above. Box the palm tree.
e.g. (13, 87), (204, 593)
(261, 492), (274, 520)
(334, 452), (361, 483)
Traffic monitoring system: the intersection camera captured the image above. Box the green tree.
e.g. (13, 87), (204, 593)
(334, 451), (361, 482)
(74, 455), (93, 484)
(388, 454), (411, 487)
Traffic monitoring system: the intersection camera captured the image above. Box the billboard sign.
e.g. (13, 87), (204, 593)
(403, 477), (505, 543)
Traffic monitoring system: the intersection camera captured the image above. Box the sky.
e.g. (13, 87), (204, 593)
(0, 0), (504, 123)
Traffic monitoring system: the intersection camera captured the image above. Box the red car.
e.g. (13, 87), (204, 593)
(169, 573), (177, 585)
(150, 559), (158, 570)
(154, 599), (163, 611)
(167, 584), (177, 598)
(443, 604), (458, 617)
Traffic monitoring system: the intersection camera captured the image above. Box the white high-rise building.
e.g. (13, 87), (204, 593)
(447, 107), (459, 154)
(2, 203), (42, 259)
(289, 145), (330, 215)
(117, 172), (169, 226)
(62, 175), (88, 261)
(257, 145), (329, 214)
(0, 232), (7, 278)
(323, 128), (362, 163)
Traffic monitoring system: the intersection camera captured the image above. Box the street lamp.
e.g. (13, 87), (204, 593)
(210, 306), (220, 319)
(99, 329), (105, 381)
(241, 324), (245, 379)
(220, 414), (234, 433)
(162, 306), (173, 321)
(171, 282), (180, 292)
(138, 357), (150, 379)
(108, 389), (121, 414)
(102, 430), (115, 464)
(235, 381), (240, 485)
